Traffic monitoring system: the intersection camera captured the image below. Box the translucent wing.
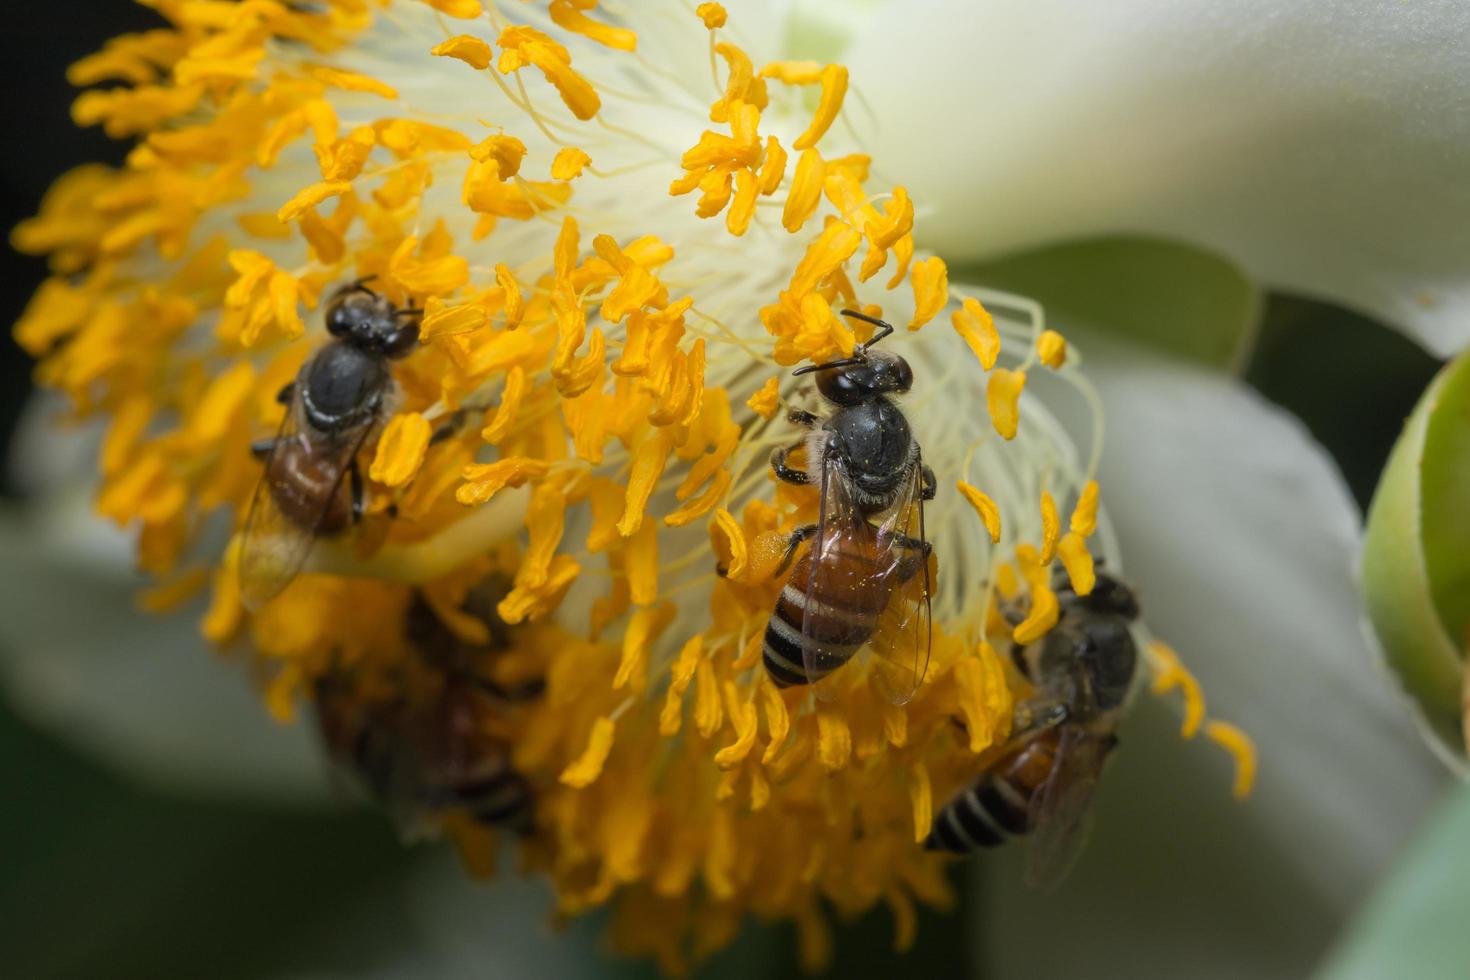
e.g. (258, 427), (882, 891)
(239, 389), (365, 610)
(1022, 726), (1111, 891)
(800, 445), (877, 702)
(867, 455), (932, 705)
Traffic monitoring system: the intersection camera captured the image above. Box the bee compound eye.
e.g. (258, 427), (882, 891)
(894, 356), (914, 390)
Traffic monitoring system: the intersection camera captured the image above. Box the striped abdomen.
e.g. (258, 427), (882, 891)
(423, 750), (535, 833)
(763, 535), (895, 688)
(925, 732), (1060, 854)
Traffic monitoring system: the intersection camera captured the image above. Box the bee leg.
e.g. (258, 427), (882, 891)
(1011, 699), (1069, 739)
(786, 408), (820, 428)
(275, 380), (296, 405)
(921, 464), (937, 501)
(250, 437), (278, 461)
(770, 445), (812, 485)
(349, 459), (365, 524)
(775, 523), (820, 575)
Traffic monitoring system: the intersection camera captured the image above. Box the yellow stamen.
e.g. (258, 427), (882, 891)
(1070, 480), (1100, 536)
(562, 716), (617, 787)
(909, 761), (932, 843)
(1056, 532), (1096, 595)
(1013, 585), (1059, 644)
(551, 146), (592, 180)
(696, 3), (728, 29)
(746, 376), (781, 419)
(986, 368), (1027, 440)
(792, 64), (847, 151)
(1204, 721), (1257, 799)
(1037, 329), (1067, 369)
(1148, 640), (1206, 738)
(431, 35), (494, 70)
(907, 256), (947, 330)
(1039, 491), (1060, 564)
(369, 412), (432, 488)
(956, 481), (1002, 543)
(951, 297), (999, 370)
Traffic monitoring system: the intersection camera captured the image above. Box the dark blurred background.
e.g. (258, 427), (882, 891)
(0, 3), (1444, 978)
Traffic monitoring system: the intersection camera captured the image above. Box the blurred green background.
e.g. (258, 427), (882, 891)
(0, 4), (1444, 978)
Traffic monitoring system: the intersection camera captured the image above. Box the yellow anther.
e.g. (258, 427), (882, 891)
(369, 412), (432, 488)
(614, 603), (674, 691)
(1057, 532), (1095, 595)
(276, 180), (350, 222)
(909, 762), (932, 843)
(782, 147), (825, 233)
(456, 456), (549, 506)
(760, 60), (824, 86)
(746, 376), (781, 419)
(907, 256), (948, 330)
(1148, 640), (1206, 738)
(617, 430), (675, 536)
(551, 146), (591, 180)
(469, 135), (527, 177)
(550, 0), (638, 52)
(431, 34), (493, 70)
(816, 706), (852, 771)
(306, 65), (398, 100)
(697, 3), (728, 29)
(986, 368), (1027, 440)
(1039, 491), (1060, 564)
(956, 481), (1002, 543)
(561, 716), (616, 787)
(1037, 329), (1067, 368)
(952, 297), (999, 370)
(1205, 721), (1257, 799)
(660, 635), (704, 736)
(1013, 580), (1058, 646)
(758, 136), (787, 195)
(792, 64), (847, 150)
(1071, 480), (1100, 536)
(496, 25), (602, 120)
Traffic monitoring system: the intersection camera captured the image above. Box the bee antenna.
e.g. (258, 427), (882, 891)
(793, 355), (865, 377)
(839, 309), (895, 350)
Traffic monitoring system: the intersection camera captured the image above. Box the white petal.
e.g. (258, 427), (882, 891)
(974, 346), (1449, 977)
(0, 498), (330, 804)
(842, 0), (1470, 356)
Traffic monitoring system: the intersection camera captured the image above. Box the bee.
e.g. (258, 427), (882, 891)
(925, 571), (1140, 890)
(239, 278), (421, 609)
(314, 675), (536, 837)
(314, 584), (541, 836)
(760, 310), (935, 703)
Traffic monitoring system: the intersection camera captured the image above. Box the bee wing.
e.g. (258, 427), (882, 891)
(238, 394), (365, 610)
(1022, 727), (1111, 892)
(800, 449), (872, 703)
(866, 456), (933, 706)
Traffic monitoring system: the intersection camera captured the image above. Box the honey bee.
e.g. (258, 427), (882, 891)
(314, 584), (541, 836)
(239, 279), (421, 609)
(926, 571), (1140, 889)
(761, 310), (935, 704)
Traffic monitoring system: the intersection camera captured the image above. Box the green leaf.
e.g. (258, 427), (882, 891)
(1361, 352), (1470, 758)
(951, 236), (1262, 371)
(1317, 782), (1470, 980)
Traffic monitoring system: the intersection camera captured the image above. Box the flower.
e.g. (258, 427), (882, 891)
(7, 0), (1260, 971)
(5, 0), (1458, 975)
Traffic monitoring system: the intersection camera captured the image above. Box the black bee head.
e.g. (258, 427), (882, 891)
(325, 281), (421, 359)
(1075, 570), (1141, 620)
(811, 349), (914, 405)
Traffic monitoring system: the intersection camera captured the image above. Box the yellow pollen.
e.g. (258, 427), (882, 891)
(1071, 480), (1100, 536)
(1037, 329), (1067, 368)
(987, 368), (1027, 440)
(951, 297), (999, 370)
(792, 64), (848, 151)
(1012, 585), (1059, 644)
(746, 376), (781, 419)
(1147, 640), (1206, 738)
